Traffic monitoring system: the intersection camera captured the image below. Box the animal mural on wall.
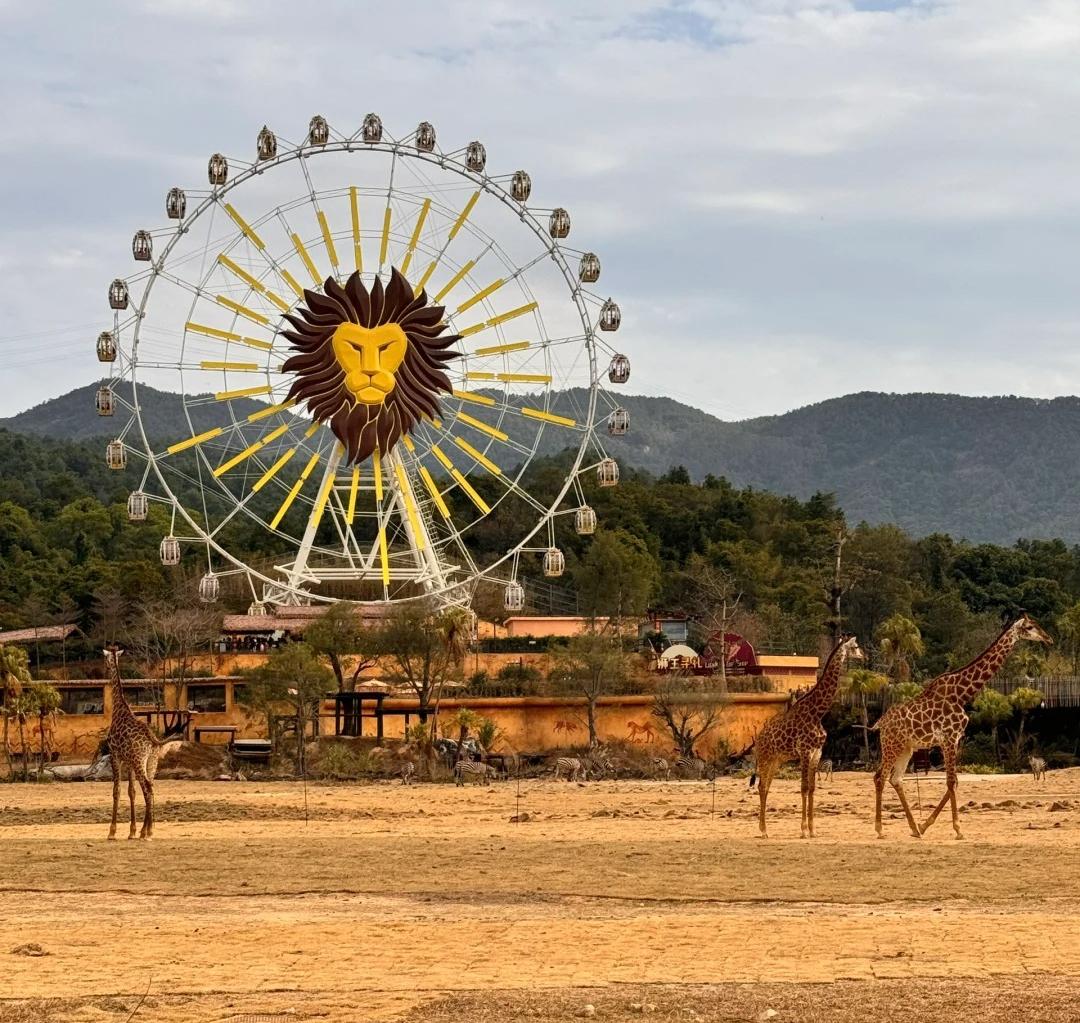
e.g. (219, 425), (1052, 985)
(626, 721), (657, 744)
(553, 719), (581, 737)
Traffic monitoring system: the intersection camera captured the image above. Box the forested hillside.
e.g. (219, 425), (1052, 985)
(7, 387), (1080, 542)
(5, 426), (1080, 687)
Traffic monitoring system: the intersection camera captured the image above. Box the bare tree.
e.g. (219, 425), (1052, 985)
(547, 625), (633, 746)
(651, 678), (726, 757)
(125, 594), (222, 729)
(820, 526), (855, 645)
(682, 557), (742, 693)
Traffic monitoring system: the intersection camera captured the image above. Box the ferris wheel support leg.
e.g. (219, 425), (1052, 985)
(386, 448), (450, 595)
(272, 444), (344, 604)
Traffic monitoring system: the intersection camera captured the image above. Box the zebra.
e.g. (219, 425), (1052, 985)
(652, 757), (671, 781)
(400, 762), (416, 786)
(674, 754), (707, 780)
(1029, 755), (1047, 782)
(584, 746), (614, 780)
(553, 756), (584, 782)
(454, 760), (491, 786)
(817, 758), (833, 781)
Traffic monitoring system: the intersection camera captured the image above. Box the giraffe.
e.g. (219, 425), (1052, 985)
(872, 614), (1052, 840)
(751, 634), (863, 838)
(102, 647), (180, 840)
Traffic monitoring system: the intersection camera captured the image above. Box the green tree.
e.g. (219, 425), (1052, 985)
(843, 667), (889, 764)
(1056, 601), (1080, 674)
(238, 642), (334, 775)
(877, 614), (924, 682)
(374, 603), (472, 726)
(888, 681), (924, 706)
(304, 601), (379, 691)
(475, 716), (500, 752)
(971, 688), (1013, 763)
(573, 527), (659, 622)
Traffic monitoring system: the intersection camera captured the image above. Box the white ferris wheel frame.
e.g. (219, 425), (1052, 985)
(104, 122), (625, 607)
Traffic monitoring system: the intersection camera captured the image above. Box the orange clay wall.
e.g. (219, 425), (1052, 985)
(28, 682), (787, 761)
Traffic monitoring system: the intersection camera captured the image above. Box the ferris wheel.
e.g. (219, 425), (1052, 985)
(95, 113), (631, 611)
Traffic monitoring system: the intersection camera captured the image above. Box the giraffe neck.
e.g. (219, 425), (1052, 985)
(935, 625), (1020, 705)
(108, 660), (135, 725)
(797, 641), (847, 719)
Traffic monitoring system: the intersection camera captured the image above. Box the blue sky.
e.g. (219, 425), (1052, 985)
(1, 0), (1079, 422)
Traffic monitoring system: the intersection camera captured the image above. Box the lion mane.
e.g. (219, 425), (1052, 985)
(281, 268), (460, 465)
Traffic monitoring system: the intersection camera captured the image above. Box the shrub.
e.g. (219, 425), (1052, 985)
(315, 741), (370, 780)
(959, 733), (997, 767)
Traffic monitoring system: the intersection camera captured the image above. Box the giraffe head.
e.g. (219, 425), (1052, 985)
(103, 646), (124, 671)
(839, 633), (865, 664)
(1009, 614), (1053, 646)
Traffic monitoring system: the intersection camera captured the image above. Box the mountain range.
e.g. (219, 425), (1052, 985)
(4, 384), (1080, 545)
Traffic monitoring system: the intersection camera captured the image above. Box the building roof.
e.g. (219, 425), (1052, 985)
(757, 655), (819, 669)
(0, 624), (79, 645)
(222, 602), (399, 634)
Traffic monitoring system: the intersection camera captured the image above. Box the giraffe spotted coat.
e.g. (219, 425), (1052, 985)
(872, 614), (1052, 840)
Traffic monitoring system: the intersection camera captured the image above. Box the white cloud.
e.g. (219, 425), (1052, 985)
(2, 0), (1080, 424)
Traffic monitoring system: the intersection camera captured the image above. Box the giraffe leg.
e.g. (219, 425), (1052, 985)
(874, 762), (886, 838)
(807, 749), (821, 838)
(108, 755), (121, 840)
(126, 773), (137, 840)
(919, 786), (951, 834)
(756, 761), (776, 839)
(799, 756), (810, 839)
(942, 744), (962, 839)
(135, 764), (154, 839)
(889, 755), (921, 839)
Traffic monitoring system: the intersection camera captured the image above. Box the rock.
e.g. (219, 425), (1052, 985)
(1050, 801), (1069, 812)
(510, 812), (533, 823)
(11, 943), (48, 957)
(579, 1005), (596, 1017)
(591, 809), (611, 818)
(758, 1011), (779, 1021)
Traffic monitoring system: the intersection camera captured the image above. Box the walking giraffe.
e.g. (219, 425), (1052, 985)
(751, 634), (863, 838)
(873, 614), (1051, 840)
(103, 647), (181, 840)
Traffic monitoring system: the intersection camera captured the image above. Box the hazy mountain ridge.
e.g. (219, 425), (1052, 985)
(5, 385), (1080, 543)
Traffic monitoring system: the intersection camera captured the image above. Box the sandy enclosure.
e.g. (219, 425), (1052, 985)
(2, 769), (1080, 1022)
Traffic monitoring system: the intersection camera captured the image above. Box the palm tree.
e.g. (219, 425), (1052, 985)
(1, 644), (33, 781)
(452, 707), (479, 763)
(844, 667), (889, 764)
(972, 687), (1013, 764)
(1010, 686), (1043, 761)
(877, 614), (924, 682)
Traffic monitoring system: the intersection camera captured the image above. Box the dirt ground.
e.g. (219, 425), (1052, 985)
(2, 768), (1080, 1022)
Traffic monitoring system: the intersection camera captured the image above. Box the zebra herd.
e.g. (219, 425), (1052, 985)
(397, 747), (728, 786)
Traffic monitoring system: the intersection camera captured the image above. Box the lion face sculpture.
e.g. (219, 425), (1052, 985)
(281, 268), (460, 464)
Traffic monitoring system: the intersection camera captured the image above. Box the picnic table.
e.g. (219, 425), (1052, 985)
(193, 724), (239, 745)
